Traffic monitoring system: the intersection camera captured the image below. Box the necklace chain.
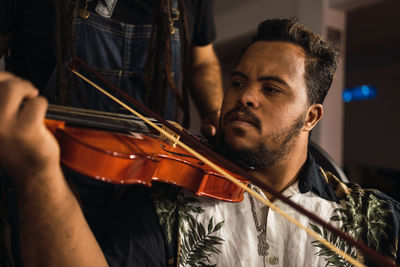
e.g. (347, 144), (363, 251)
(248, 191), (269, 257)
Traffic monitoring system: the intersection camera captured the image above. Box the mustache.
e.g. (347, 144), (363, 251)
(223, 105), (261, 131)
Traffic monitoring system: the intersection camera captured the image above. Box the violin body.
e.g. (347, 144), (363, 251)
(46, 118), (248, 202)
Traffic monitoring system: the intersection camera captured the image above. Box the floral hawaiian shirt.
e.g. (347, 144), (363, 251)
(151, 153), (400, 267)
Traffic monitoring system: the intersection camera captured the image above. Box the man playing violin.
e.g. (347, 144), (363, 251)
(0, 18), (399, 267)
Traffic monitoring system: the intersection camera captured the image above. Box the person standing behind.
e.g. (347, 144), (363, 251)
(0, 0), (223, 136)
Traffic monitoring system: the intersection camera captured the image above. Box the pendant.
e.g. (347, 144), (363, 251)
(79, 9), (90, 19)
(257, 231), (269, 256)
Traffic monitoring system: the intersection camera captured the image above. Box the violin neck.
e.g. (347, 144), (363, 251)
(46, 104), (160, 134)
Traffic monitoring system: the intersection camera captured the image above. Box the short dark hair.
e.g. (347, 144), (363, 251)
(252, 18), (338, 105)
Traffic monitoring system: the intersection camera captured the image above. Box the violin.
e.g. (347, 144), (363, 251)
(45, 105), (249, 202)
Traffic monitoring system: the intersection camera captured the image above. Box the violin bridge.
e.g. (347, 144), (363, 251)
(161, 121), (182, 147)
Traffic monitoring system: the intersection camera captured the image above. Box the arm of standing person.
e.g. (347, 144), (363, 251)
(190, 43), (223, 139)
(0, 72), (109, 267)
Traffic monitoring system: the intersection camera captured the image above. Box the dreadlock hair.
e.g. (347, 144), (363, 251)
(251, 18), (338, 105)
(145, 0), (191, 127)
(54, 0), (191, 127)
(54, 0), (79, 105)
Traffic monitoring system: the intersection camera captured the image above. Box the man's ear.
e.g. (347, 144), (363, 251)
(304, 104), (323, 132)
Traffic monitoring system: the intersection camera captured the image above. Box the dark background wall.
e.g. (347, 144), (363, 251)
(344, 0), (400, 199)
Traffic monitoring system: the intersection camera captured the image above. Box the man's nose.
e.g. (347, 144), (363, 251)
(237, 85), (260, 108)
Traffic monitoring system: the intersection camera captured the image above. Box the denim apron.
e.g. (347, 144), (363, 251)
(45, 0), (181, 121)
(41, 1), (182, 266)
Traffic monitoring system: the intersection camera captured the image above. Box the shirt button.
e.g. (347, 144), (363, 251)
(269, 256), (279, 265)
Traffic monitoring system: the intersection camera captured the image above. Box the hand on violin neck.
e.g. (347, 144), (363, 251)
(0, 72), (60, 184)
(200, 109), (220, 141)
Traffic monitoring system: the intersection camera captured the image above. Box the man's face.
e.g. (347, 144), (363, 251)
(219, 41), (309, 169)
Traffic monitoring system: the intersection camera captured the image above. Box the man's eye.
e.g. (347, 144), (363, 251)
(262, 86), (281, 94)
(231, 80), (244, 88)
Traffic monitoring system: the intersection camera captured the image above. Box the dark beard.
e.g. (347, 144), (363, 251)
(219, 111), (306, 170)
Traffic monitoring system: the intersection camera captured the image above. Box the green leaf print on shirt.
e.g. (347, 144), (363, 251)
(179, 216), (224, 267)
(310, 181), (397, 266)
(150, 184), (225, 267)
(309, 222), (357, 267)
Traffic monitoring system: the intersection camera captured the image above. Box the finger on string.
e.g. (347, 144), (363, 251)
(18, 96), (49, 131)
(0, 75), (39, 121)
(201, 123), (217, 138)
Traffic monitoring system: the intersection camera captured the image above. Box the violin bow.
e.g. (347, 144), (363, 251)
(66, 57), (398, 267)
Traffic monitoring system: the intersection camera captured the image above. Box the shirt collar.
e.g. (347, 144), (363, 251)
(250, 151), (340, 203)
(296, 152), (340, 203)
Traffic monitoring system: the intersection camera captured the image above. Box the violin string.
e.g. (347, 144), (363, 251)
(70, 69), (366, 267)
(49, 104), (141, 119)
(48, 104), (160, 124)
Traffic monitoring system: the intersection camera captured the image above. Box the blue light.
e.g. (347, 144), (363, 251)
(342, 85), (377, 102)
(343, 91), (352, 103)
(361, 85), (370, 96)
